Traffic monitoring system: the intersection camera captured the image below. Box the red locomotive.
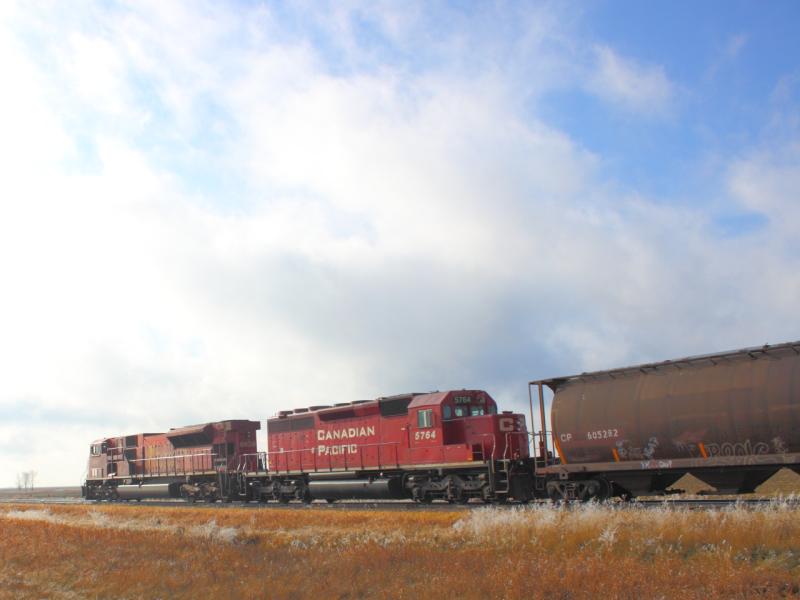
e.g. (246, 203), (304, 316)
(261, 390), (531, 503)
(83, 420), (260, 501)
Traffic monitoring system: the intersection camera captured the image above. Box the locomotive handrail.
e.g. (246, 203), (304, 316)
(128, 451), (216, 477)
(408, 444), (446, 464)
(128, 451), (215, 462)
(347, 442), (400, 471)
(235, 452), (266, 473)
(264, 445), (300, 473)
(404, 433), (497, 465)
(236, 443), (403, 475)
(527, 430), (558, 470)
(261, 447), (313, 474)
(466, 433), (497, 490)
(256, 442), (402, 474)
(473, 433), (496, 462)
(503, 431), (529, 461)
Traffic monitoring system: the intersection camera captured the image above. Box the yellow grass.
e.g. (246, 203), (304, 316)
(1, 502), (799, 599)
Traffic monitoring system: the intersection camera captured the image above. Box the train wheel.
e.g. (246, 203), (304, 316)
(546, 481), (565, 502)
(595, 478), (612, 501)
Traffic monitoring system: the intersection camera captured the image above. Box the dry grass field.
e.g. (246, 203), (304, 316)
(1, 501), (800, 599)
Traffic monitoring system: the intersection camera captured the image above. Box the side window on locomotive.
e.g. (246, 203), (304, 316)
(417, 409), (433, 428)
(442, 406), (452, 420)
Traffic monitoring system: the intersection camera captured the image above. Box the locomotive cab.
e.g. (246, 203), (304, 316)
(86, 439), (110, 480)
(408, 391), (530, 463)
(404, 390), (533, 502)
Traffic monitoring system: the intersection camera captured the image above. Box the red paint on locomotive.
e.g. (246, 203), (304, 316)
(85, 420), (260, 482)
(266, 390), (528, 473)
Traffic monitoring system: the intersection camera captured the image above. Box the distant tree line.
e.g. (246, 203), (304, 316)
(16, 471), (37, 491)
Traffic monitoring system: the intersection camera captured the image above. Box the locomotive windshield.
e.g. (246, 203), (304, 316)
(442, 401), (496, 419)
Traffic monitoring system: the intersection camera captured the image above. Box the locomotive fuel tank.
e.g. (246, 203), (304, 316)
(550, 342), (800, 493)
(116, 483), (178, 500)
(307, 478), (405, 500)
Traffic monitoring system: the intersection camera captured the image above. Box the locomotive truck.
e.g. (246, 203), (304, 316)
(83, 340), (800, 502)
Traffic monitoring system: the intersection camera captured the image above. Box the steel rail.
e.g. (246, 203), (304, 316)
(3, 497), (800, 511)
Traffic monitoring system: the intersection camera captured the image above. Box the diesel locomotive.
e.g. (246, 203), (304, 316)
(83, 340), (800, 502)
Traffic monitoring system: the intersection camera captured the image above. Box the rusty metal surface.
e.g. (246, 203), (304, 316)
(165, 423), (214, 440)
(547, 341), (800, 467)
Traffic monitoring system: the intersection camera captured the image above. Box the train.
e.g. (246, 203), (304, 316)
(82, 340), (800, 503)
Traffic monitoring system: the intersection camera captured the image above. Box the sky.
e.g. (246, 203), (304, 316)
(1, 0), (799, 486)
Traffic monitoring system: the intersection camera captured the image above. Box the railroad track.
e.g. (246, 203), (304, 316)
(630, 497), (800, 510)
(3, 497), (800, 510)
(0, 498), (470, 511)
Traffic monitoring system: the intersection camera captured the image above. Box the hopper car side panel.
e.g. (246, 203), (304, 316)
(532, 341), (800, 500)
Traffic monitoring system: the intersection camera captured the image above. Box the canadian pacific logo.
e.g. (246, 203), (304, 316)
(316, 426), (376, 456)
(317, 426), (375, 441)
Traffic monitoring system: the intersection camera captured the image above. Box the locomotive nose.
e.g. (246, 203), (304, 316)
(498, 413), (526, 432)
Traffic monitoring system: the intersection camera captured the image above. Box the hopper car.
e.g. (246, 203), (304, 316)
(82, 341), (800, 503)
(532, 340), (800, 500)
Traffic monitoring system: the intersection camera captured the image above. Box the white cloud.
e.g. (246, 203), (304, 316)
(587, 45), (674, 115)
(726, 33), (749, 59)
(728, 145), (800, 224)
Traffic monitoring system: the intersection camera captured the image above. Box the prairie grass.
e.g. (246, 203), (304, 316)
(1, 502), (799, 599)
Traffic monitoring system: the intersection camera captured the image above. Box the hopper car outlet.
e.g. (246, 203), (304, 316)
(83, 341), (800, 503)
